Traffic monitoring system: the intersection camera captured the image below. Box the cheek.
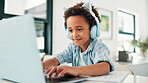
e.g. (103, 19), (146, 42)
(69, 31), (90, 39)
(70, 33), (73, 39)
(88, 31), (90, 36)
(83, 31), (90, 38)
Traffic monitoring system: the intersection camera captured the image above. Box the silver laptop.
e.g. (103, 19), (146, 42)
(0, 14), (45, 83)
(0, 14), (87, 83)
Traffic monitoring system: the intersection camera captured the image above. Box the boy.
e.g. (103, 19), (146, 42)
(42, 2), (114, 79)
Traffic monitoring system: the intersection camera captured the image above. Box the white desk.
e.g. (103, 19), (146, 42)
(80, 75), (148, 83)
(1, 75), (148, 83)
(0, 79), (12, 83)
(115, 55), (148, 77)
(122, 75), (148, 83)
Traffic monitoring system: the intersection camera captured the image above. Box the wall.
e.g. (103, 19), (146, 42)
(25, 0), (46, 10)
(53, 0), (148, 61)
(5, 0), (25, 15)
(5, 0), (46, 14)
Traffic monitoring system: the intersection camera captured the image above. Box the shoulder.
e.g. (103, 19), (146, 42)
(68, 42), (76, 47)
(68, 42), (78, 50)
(91, 39), (107, 48)
(91, 39), (110, 53)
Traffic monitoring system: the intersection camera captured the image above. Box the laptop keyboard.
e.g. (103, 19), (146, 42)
(45, 75), (87, 83)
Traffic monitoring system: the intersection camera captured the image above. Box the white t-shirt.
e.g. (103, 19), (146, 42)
(78, 50), (86, 66)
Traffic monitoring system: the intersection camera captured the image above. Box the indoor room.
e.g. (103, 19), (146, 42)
(0, 0), (148, 83)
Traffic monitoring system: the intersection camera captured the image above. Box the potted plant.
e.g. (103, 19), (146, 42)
(130, 38), (148, 56)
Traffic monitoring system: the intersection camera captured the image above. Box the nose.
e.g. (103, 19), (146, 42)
(72, 30), (79, 38)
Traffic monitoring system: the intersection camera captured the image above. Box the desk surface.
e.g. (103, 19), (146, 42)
(122, 75), (148, 83)
(115, 55), (148, 77)
(80, 75), (148, 83)
(1, 75), (148, 83)
(115, 54), (148, 66)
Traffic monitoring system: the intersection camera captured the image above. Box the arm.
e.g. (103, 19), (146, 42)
(74, 62), (110, 76)
(43, 44), (73, 74)
(45, 61), (110, 78)
(42, 58), (60, 70)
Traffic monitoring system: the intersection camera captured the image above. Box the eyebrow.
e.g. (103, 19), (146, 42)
(68, 26), (83, 29)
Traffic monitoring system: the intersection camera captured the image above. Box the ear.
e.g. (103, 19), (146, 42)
(63, 7), (68, 12)
(82, 2), (92, 10)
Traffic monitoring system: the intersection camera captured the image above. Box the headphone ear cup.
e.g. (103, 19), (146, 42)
(90, 22), (101, 39)
(64, 24), (71, 39)
(65, 29), (71, 39)
(90, 25), (97, 39)
(96, 23), (101, 37)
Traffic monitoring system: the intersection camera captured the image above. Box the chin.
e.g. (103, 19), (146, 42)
(74, 43), (81, 46)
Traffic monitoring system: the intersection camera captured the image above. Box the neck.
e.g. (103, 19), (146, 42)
(80, 39), (91, 52)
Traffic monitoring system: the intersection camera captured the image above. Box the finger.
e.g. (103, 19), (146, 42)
(53, 74), (58, 79)
(58, 68), (77, 77)
(45, 66), (54, 74)
(53, 66), (63, 78)
(48, 67), (57, 79)
(53, 66), (60, 78)
(56, 66), (63, 74)
(51, 73), (56, 79)
(58, 69), (67, 77)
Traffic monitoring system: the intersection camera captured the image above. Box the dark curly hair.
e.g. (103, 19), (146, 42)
(64, 2), (101, 28)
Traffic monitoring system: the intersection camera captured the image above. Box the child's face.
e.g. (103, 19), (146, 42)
(66, 15), (91, 49)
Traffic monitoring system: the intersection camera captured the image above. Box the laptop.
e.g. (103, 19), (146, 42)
(0, 14), (87, 83)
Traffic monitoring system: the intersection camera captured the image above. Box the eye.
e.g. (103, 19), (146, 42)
(68, 29), (73, 32)
(78, 29), (83, 31)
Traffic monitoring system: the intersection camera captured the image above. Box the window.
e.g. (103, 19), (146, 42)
(25, 2), (46, 19)
(35, 21), (45, 51)
(0, 0), (4, 20)
(118, 10), (136, 52)
(1, 0), (53, 55)
(25, 2), (47, 53)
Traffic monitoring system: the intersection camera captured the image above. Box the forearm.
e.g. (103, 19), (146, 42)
(42, 58), (60, 70)
(74, 62), (110, 76)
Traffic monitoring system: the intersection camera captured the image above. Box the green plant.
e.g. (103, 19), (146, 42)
(131, 38), (148, 53)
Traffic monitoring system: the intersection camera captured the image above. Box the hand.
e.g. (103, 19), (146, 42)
(42, 58), (60, 70)
(45, 66), (79, 79)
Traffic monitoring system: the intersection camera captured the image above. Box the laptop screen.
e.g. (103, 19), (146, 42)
(0, 14), (45, 83)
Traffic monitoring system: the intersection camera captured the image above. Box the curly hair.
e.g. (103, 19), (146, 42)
(64, 2), (101, 28)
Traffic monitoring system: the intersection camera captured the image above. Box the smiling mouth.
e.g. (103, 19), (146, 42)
(74, 39), (82, 42)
